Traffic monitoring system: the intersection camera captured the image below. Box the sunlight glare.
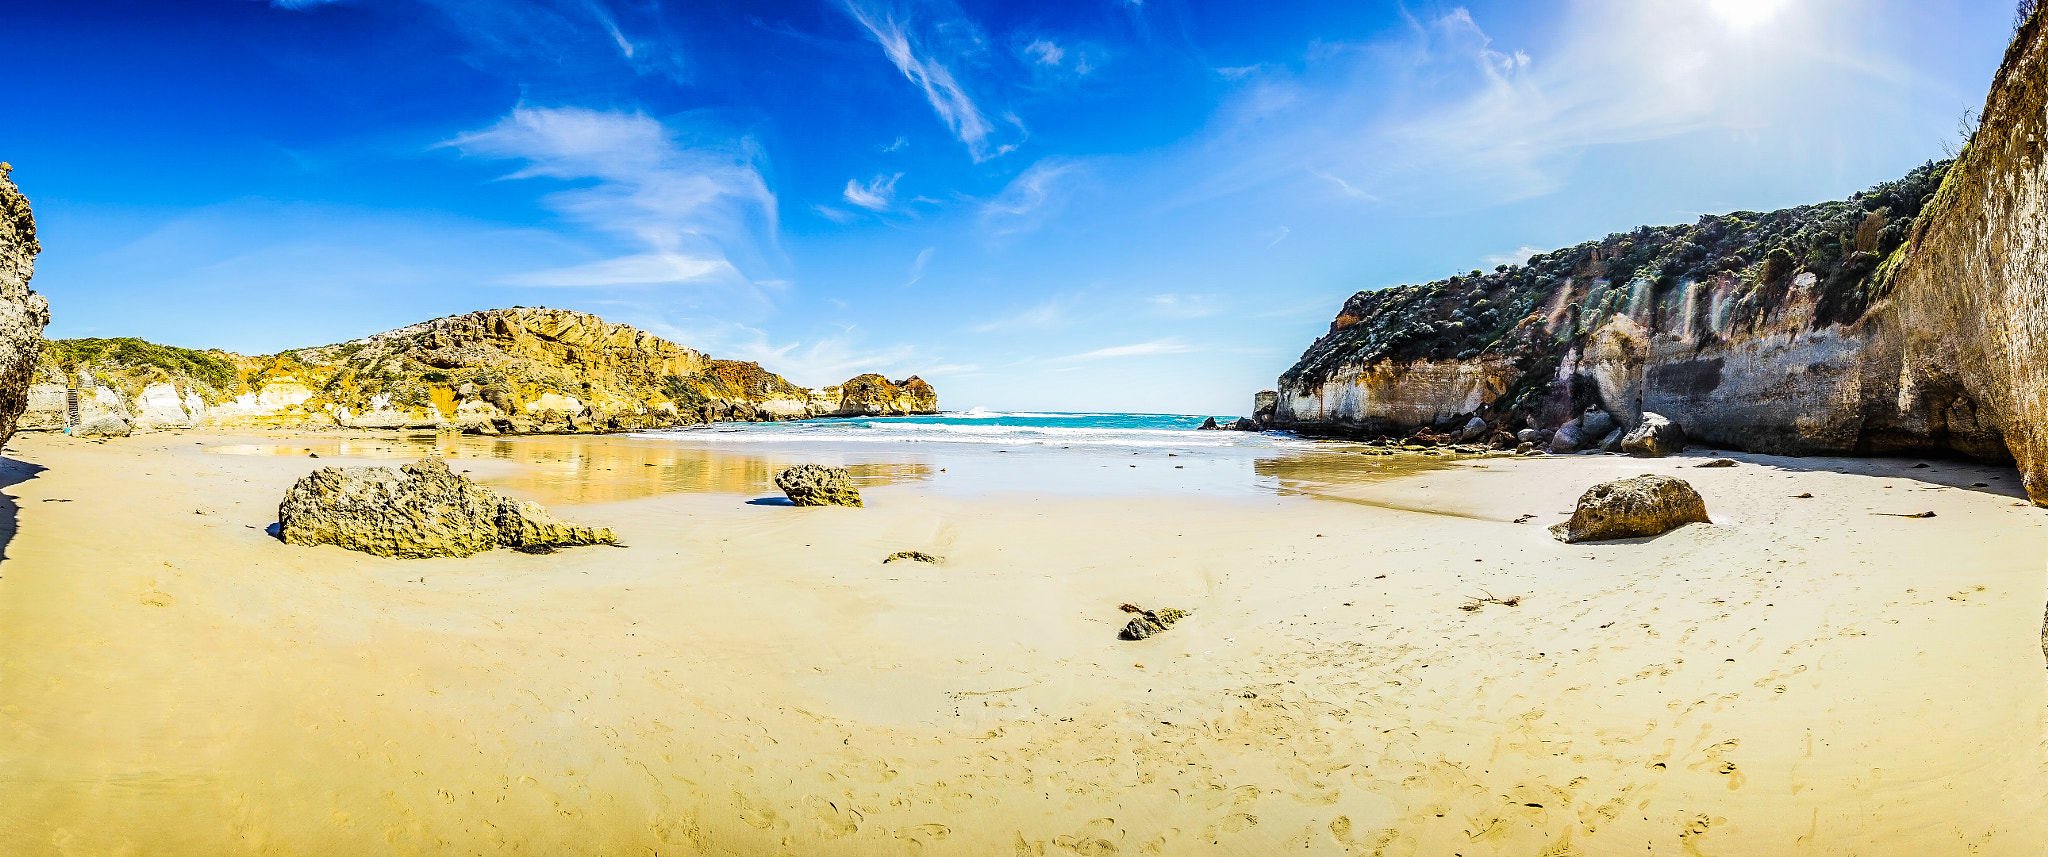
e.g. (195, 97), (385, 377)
(1702, 0), (1791, 29)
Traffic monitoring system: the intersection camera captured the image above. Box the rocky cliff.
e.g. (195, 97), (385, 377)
(1270, 11), (2048, 504)
(0, 165), (51, 445)
(27, 308), (937, 433)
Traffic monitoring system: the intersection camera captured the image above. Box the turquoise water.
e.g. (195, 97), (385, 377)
(636, 408), (1299, 451)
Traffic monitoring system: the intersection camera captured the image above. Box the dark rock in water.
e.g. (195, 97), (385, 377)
(1198, 417), (1223, 430)
(1252, 391), (1278, 427)
(1622, 412), (1686, 457)
(1695, 458), (1738, 468)
(1116, 603), (1188, 640)
(1550, 475), (1711, 543)
(775, 464), (863, 507)
(278, 457), (616, 558)
(1229, 417), (1258, 431)
(884, 550), (941, 564)
(73, 414), (130, 437)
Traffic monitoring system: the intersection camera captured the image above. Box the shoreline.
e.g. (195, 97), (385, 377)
(0, 429), (2041, 855)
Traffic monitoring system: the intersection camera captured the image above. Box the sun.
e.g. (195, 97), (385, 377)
(1701, 0), (1791, 28)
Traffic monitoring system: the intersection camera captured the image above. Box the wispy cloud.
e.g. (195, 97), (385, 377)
(1024, 39), (1064, 66)
(842, 1), (1017, 161)
(715, 325), (918, 386)
(1177, 0), (1907, 210)
(1483, 245), (1545, 268)
(904, 246), (935, 287)
(1145, 293), (1222, 319)
(1049, 339), (1197, 363)
(843, 172), (902, 211)
(981, 159), (1080, 235)
(970, 294), (1074, 332)
(448, 105), (776, 290)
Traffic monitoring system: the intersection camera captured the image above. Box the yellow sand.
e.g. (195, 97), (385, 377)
(0, 430), (2042, 856)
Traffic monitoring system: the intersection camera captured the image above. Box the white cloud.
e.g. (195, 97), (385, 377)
(1145, 294), (1222, 319)
(503, 252), (731, 287)
(844, 2), (1016, 161)
(1025, 39), (1065, 66)
(981, 159), (1080, 235)
(1483, 245), (1545, 268)
(715, 325), (919, 387)
(1175, 0), (1915, 211)
(1050, 339), (1197, 363)
(843, 173), (902, 211)
(905, 246), (935, 287)
(970, 295), (1074, 332)
(448, 105), (776, 290)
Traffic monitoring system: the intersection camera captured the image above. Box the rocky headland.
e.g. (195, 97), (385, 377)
(1267, 12), (2048, 505)
(23, 308), (936, 435)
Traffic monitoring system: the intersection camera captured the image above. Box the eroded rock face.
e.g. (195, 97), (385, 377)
(1550, 476), (1711, 543)
(0, 165), (51, 445)
(1263, 15), (2048, 505)
(774, 464), (863, 507)
(277, 457), (615, 558)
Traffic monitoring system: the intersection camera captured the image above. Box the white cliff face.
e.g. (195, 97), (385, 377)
(1277, 359), (1515, 436)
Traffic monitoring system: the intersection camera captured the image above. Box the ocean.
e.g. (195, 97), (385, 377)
(631, 408), (1312, 453)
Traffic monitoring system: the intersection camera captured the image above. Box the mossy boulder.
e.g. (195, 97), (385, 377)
(774, 464), (863, 507)
(278, 457), (615, 558)
(1550, 475), (1710, 543)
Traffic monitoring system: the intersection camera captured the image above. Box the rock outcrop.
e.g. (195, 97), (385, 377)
(0, 164), (50, 446)
(1549, 476), (1711, 543)
(774, 464), (863, 507)
(1265, 11), (2048, 504)
(277, 457), (614, 558)
(25, 308), (938, 434)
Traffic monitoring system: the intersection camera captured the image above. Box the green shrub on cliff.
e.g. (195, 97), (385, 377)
(44, 337), (239, 393)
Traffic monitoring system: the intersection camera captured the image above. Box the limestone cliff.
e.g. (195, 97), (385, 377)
(0, 165), (51, 445)
(27, 308), (937, 433)
(1273, 11), (2048, 502)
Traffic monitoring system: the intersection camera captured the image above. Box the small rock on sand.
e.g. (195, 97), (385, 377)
(1550, 475), (1711, 543)
(774, 464), (863, 507)
(1695, 458), (1738, 468)
(1117, 604), (1188, 640)
(884, 551), (941, 564)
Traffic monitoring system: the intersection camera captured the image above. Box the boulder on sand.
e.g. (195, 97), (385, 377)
(278, 457), (615, 558)
(72, 414), (131, 437)
(1621, 412), (1686, 457)
(1550, 475), (1710, 543)
(775, 464), (863, 507)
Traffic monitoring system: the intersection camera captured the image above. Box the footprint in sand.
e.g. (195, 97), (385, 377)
(805, 795), (860, 838)
(893, 823), (950, 851)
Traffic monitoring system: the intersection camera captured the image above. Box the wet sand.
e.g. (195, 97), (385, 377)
(0, 430), (2042, 855)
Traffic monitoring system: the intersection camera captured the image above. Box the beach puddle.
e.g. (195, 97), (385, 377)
(208, 436), (934, 504)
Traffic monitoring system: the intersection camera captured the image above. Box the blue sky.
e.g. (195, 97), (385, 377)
(5, 0), (2014, 413)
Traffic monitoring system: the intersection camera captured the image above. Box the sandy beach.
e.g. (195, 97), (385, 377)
(0, 429), (2042, 856)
